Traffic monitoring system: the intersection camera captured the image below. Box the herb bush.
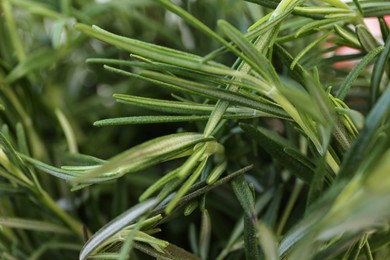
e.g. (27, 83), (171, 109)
(0, 0), (390, 259)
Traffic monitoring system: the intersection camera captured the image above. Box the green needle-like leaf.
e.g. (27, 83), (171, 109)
(103, 66), (289, 120)
(72, 132), (213, 183)
(258, 221), (278, 260)
(295, 16), (351, 37)
(356, 24), (379, 52)
(165, 157), (208, 214)
(337, 85), (390, 180)
(232, 175), (259, 260)
(141, 70), (288, 118)
(0, 217), (72, 234)
(93, 114), (259, 126)
(79, 198), (159, 260)
(371, 33), (390, 105)
(290, 31), (332, 70)
(114, 94), (216, 115)
(74, 23), (234, 76)
(337, 46), (383, 100)
(20, 154), (115, 183)
(334, 24), (361, 49)
(241, 123), (315, 184)
(218, 19), (280, 85)
(199, 210), (211, 260)
(113, 93), (259, 115)
(139, 168), (181, 202)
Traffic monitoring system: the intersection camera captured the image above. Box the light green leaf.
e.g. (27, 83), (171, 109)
(295, 16), (351, 38)
(165, 156), (208, 213)
(73, 132), (213, 183)
(206, 161), (227, 184)
(294, 6), (352, 15)
(321, 0), (350, 9)
(150, 165), (254, 217)
(55, 108), (78, 154)
(0, 130), (28, 172)
(335, 107), (365, 131)
(279, 81), (327, 125)
(218, 19), (280, 85)
(51, 19), (67, 49)
(184, 200), (199, 216)
(247, 0), (311, 40)
(334, 24), (361, 49)
(139, 168), (180, 202)
(0, 132), (33, 186)
(131, 231), (169, 250)
(199, 210), (211, 260)
(258, 221), (279, 260)
(20, 154), (115, 183)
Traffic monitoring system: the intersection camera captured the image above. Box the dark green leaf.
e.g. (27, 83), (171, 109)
(232, 175), (259, 260)
(337, 84), (390, 180)
(371, 33), (390, 105)
(356, 25), (379, 52)
(337, 46), (383, 100)
(93, 114), (259, 126)
(240, 123), (315, 183)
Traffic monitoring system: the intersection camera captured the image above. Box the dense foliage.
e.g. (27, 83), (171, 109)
(0, 0), (389, 259)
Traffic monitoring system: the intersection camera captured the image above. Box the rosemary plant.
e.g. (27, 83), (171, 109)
(0, 0), (389, 259)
